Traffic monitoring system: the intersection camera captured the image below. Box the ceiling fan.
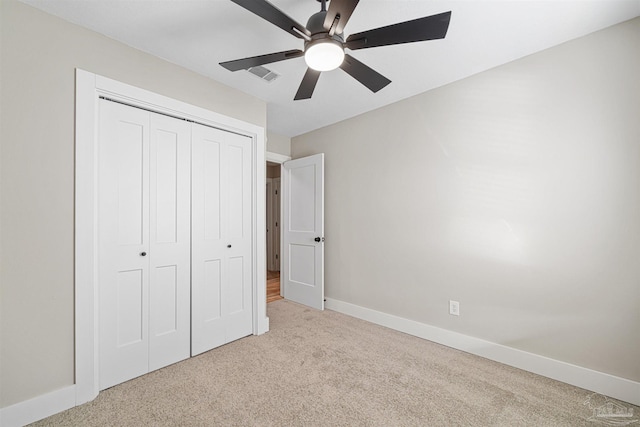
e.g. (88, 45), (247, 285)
(220, 0), (452, 100)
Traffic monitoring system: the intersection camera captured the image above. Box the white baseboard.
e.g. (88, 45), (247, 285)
(0, 385), (76, 427)
(325, 297), (640, 406)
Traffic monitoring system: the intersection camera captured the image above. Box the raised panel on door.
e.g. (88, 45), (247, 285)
(98, 99), (150, 390)
(148, 113), (191, 371)
(151, 265), (178, 335)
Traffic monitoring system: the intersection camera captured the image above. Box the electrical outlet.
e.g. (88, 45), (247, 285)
(449, 300), (460, 316)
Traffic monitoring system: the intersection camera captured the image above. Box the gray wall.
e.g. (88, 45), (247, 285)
(0, 0), (266, 407)
(293, 18), (640, 382)
(266, 131), (291, 157)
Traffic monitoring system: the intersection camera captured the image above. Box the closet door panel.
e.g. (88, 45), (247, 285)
(149, 113), (191, 371)
(192, 125), (253, 354)
(99, 100), (150, 390)
(191, 125), (227, 355)
(222, 133), (253, 342)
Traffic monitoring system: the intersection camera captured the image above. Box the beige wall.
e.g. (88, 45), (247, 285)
(266, 131), (291, 156)
(293, 18), (640, 382)
(0, 0), (266, 407)
(266, 165), (281, 179)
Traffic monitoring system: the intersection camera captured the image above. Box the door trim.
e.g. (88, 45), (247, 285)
(266, 151), (290, 164)
(75, 69), (268, 405)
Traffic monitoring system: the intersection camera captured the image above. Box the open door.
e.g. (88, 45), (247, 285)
(282, 154), (324, 310)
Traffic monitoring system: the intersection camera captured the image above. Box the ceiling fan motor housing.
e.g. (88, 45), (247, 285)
(307, 10), (328, 35)
(305, 10), (344, 49)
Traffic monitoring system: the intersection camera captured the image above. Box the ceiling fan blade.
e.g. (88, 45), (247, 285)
(339, 54), (391, 93)
(294, 68), (321, 100)
(323, 0), (359, 35)
(345, 11), (451, 50)
(231, 0), (310, 39)
(220, 49), (304, 71)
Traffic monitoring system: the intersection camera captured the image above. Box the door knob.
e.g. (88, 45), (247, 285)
(314, 237), (324, 242)
(227, 244), (232, 248)
(140, 252), (147, 256)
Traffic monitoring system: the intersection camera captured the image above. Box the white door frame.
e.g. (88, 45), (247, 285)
(75, 69), (268, 405)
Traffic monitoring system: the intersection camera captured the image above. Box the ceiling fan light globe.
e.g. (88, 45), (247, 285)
(305, 40), (345, 72)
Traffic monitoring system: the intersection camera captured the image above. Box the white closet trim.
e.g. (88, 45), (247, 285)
(75, 69), (268, 406)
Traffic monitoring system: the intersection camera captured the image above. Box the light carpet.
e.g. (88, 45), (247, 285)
(31, 300), (638, 426)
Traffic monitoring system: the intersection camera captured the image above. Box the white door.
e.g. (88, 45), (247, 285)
(148, 113), (192, 371)
(191, 123), (253, 356)
(273, 177), (281, 271)
(98, 100), (191, 390)
(266, 177), (281, 272)
(266, 179), (274, 271)
(282, 154), (325, 310)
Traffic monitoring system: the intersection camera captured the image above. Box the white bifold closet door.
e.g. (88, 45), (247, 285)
(191, 123), (253, 356)
(98, 100), (191, 390)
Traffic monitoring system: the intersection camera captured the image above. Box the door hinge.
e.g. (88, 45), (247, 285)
(275, 190), (278, 195)
(275, 222), (278, 227)
(275, 254), (278, 259)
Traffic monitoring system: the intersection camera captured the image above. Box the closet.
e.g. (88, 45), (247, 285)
(98, 99), (252, 390)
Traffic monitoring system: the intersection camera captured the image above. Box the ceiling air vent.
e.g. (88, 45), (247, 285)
(247, 66), (280, 83)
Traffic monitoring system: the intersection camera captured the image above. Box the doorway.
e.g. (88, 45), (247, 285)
(265, 152), (289, 303)
(266, 160), (282, 302)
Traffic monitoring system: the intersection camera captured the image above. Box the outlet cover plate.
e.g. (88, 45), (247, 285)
(449, 300), (460, 316)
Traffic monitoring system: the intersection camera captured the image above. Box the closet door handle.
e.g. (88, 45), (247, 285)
(227, 244), (232, 248)
(140, 252), (147, 257)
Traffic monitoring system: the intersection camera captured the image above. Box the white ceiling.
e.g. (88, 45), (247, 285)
(21, 0), (640, 137)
